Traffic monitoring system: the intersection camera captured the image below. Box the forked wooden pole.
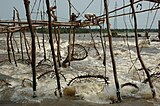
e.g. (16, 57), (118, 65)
(12, 10), (20, 53)
(23, 0), (37, 97)
(104, 0), (122, 102)
(130, 0), (156, 98)
(46, 0), (62, 97)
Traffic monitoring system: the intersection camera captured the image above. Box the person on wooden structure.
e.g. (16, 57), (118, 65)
(49, 6), (57, 21)
(70, 12), (81, 23)
(84, 13), (96, 21)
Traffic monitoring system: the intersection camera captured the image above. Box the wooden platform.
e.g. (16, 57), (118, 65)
(0, 19), (105, 33)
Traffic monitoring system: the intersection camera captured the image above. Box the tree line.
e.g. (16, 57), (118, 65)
(35, 27), (158, 34)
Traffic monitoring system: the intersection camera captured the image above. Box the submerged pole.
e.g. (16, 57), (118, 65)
(23, 0), (37, 97)
(104, 0), (122, 102)
(130, 0), (156, 98)
(46, 0), (62, 97)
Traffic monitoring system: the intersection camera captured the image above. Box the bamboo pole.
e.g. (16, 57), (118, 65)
(7, 32), (11, 63)
(104, 0), (122, 102)
(130, 0), (156, 98)
(14, 7), (25, 60)
(68, 27), (72, 66)
(99, 25), (107, 77)
(20, 31), (24, 60)
(23, 0), (37, 97)
(145, 0), (160, 3)
(13, 36), (20, 53)
(68, 0), (72, 66)
(57, 26), (61, 67)
(23, 30), (31, 60)
(42, 28), (47, 60)
(14, 7), (27, 60)
(14, 9), (32, 52)
(12, 10), (20, 53)
(109, 6), (160, 18)
(158, 20), (160, 40)
(41, 11), (46, 61)
(54, 27), (58, 42)
(10, 32), (17, 66)
(89, 26), (101, 57)
(72, 27), (76, 55)
(35, 32), (41, 49)
(46, 0), (62, 97)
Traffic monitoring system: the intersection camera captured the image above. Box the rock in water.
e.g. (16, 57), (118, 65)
(63, 86), (76, 97)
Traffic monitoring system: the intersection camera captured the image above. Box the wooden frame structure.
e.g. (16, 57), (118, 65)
(0, 0), (159, 102)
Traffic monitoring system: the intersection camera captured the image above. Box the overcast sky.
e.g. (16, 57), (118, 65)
(0, 0), (159, 29)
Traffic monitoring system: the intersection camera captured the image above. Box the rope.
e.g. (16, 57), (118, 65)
(100, 0), (103, 15)
(129, 8), (134, 29)
(35, 0), (42, 20)
(149, 8), (159, 30)
(92, 0), (142, 21)
(145, 2), (151, 29)
(122, 0), (140, 80)
(123, 0), (128, 30)
(81, 0), (95, 15)
(31, 0), (38, 13)
(67, 0), (80, 14)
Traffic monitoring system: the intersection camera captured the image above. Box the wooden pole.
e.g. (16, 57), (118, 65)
(145, 0), (160, 3)
(7, 32), (11, 63)
(35, 32), (41, 49)
(109, 6), (160, 19)
(10, 32), (17, 66)
(68, 0), (72, 66)
(89, 26), (101, 57)
(20, 31), (24, 60)
(15, 7), (30, 60)
(41, 11), (46, 61)
(57, 26), (61, 67)
(104, 0), (122, 102)
(23, 0), (37, 97)
(46, 0), (62, 97)
(130, 0), (156, 98)
(99, 25), (107, 77)
(14, 8), (24, 60)
(12, 10), (20, 53)
(23, 31), (31, 60)
(72, 27), (76, 54)
(158, 20), (160, 40)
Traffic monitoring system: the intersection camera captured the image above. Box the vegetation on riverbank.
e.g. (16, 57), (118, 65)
(35, 27), (158, 34)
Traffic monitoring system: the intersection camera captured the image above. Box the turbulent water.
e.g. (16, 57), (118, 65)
(0, 33), (160, 104)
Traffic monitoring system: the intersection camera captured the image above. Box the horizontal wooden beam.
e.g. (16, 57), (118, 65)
(144, 0), (160, 3)
(0, 20), (105, 33)
(0, 24), (39, 33)
(0, 20), (105, 28)
(0, 20), (80, 27)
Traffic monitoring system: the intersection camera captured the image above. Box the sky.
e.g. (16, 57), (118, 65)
(0, 0), (159, 29)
